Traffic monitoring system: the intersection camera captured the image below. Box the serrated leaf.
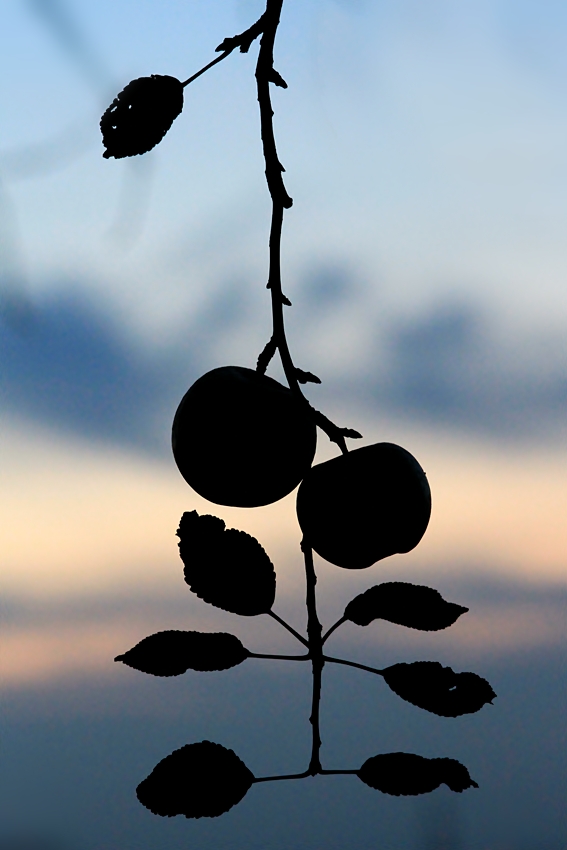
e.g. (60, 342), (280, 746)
(344, 582), (468, 630)
(100, 75), (183, 159)
(382, 661), (496, 717)
(115, 630), (249, 677)
(358, 752), (478, 796)
(137, 741), (254, 818)
(177, 511), (276, 616)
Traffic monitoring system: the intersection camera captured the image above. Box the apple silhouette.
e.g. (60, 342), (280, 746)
(296, 442), (431, 568)
(172, 366), (317, 507)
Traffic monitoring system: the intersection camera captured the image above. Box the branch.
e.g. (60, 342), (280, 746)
(253, 2), (364, 456)
(248, 652), (309, 662)
(181, 13), (266, 87)
(181, 51), (231, 88)
(267, 610), (309, 647)
(216, 14), (267, 55)
(302, 539), (324, 775)
(253, 770), (310, 783)
(323, 655), (385, 677)
(309, 407), (362, 455)
(253, 768), (357, 783)
(321, 616), (347, 645)
(255, 1), (292, 209)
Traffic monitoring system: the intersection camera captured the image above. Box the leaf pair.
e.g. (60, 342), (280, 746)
(344, 582), (468, 631)
(177, 511), (276, 616)
(136, 743), (478, 820)
(115, 631), (249, 676)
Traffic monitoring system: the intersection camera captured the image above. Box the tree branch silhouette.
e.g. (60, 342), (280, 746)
(102, 0), (495, 821)
(181, 13), (267, 87)
(302, 540), (324, 774)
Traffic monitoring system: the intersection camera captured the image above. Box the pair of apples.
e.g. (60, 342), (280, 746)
(172, 366), (431, 570)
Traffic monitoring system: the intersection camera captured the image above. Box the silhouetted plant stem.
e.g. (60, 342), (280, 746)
(321, 615), (348, 644)
(181, 51), (231, 88)
(255, 0), (299, 401)
(253, 771), (310, 784)
(319, 769), (359, 776)
(248, 652), (309, 662)
(253, 0), (360, 455)
(302, 539), (324, 775)
(324, 655), (385, 677)
(254, 768), (357, 784)
(181, 12), (267, 87)
(267, 609), (309, 647)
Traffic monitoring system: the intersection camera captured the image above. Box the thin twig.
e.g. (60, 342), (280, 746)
(181, 12), (266, 87)
(181, 52), (231, 87)
(248, 651), (309, 662)
(321, 616), (347, 645)
(267, 609), (309, 647)
(320, 769), (359, 776)
(302, 539), (324, 775)
(253, 769), (358, 783)
(324, 655), (385, 677)
(253, 771), (310, 783)
(254, 1), (362, 452)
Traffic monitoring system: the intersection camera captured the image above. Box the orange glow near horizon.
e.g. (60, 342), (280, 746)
(2, 416), (566, 599)
(1, 415), (566, 691)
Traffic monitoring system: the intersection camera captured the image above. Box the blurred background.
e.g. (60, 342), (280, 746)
(0, 0), (566, 848)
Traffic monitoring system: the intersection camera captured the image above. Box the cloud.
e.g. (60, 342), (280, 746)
(366, 302), (567, 438)
(2, 283), (567, 453)
(0, 289), (187, 452)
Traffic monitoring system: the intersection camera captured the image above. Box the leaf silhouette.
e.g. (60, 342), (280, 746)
(137, 741), (254, 818)
(344, 582), (468, 630)
(177, 511), (276, 615)
(382, 661), (496, 717)
(115, 630), (249, 676)
(101, 75), (183, 159)
(358, 752), (478, 796)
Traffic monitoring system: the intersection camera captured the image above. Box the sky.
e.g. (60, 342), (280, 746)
(0, 1), (566, 849)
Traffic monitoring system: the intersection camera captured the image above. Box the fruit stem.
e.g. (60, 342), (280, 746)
(253, 769), (357, 783)
(302, 539), (324, 775)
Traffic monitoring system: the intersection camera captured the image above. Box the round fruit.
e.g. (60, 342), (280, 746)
(296, 442), (431, 569)
(172, 366), (317, 507)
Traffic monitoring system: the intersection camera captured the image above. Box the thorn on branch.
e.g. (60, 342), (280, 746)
(309, 407), (362, 451)
(341, 427), (363, 439)
(295, 369), (321, 385)
(216, 14), (266, 55)
(269, 69), (288, 89)
(256, 336), (277, 374)
(281, 294), (292, 306)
